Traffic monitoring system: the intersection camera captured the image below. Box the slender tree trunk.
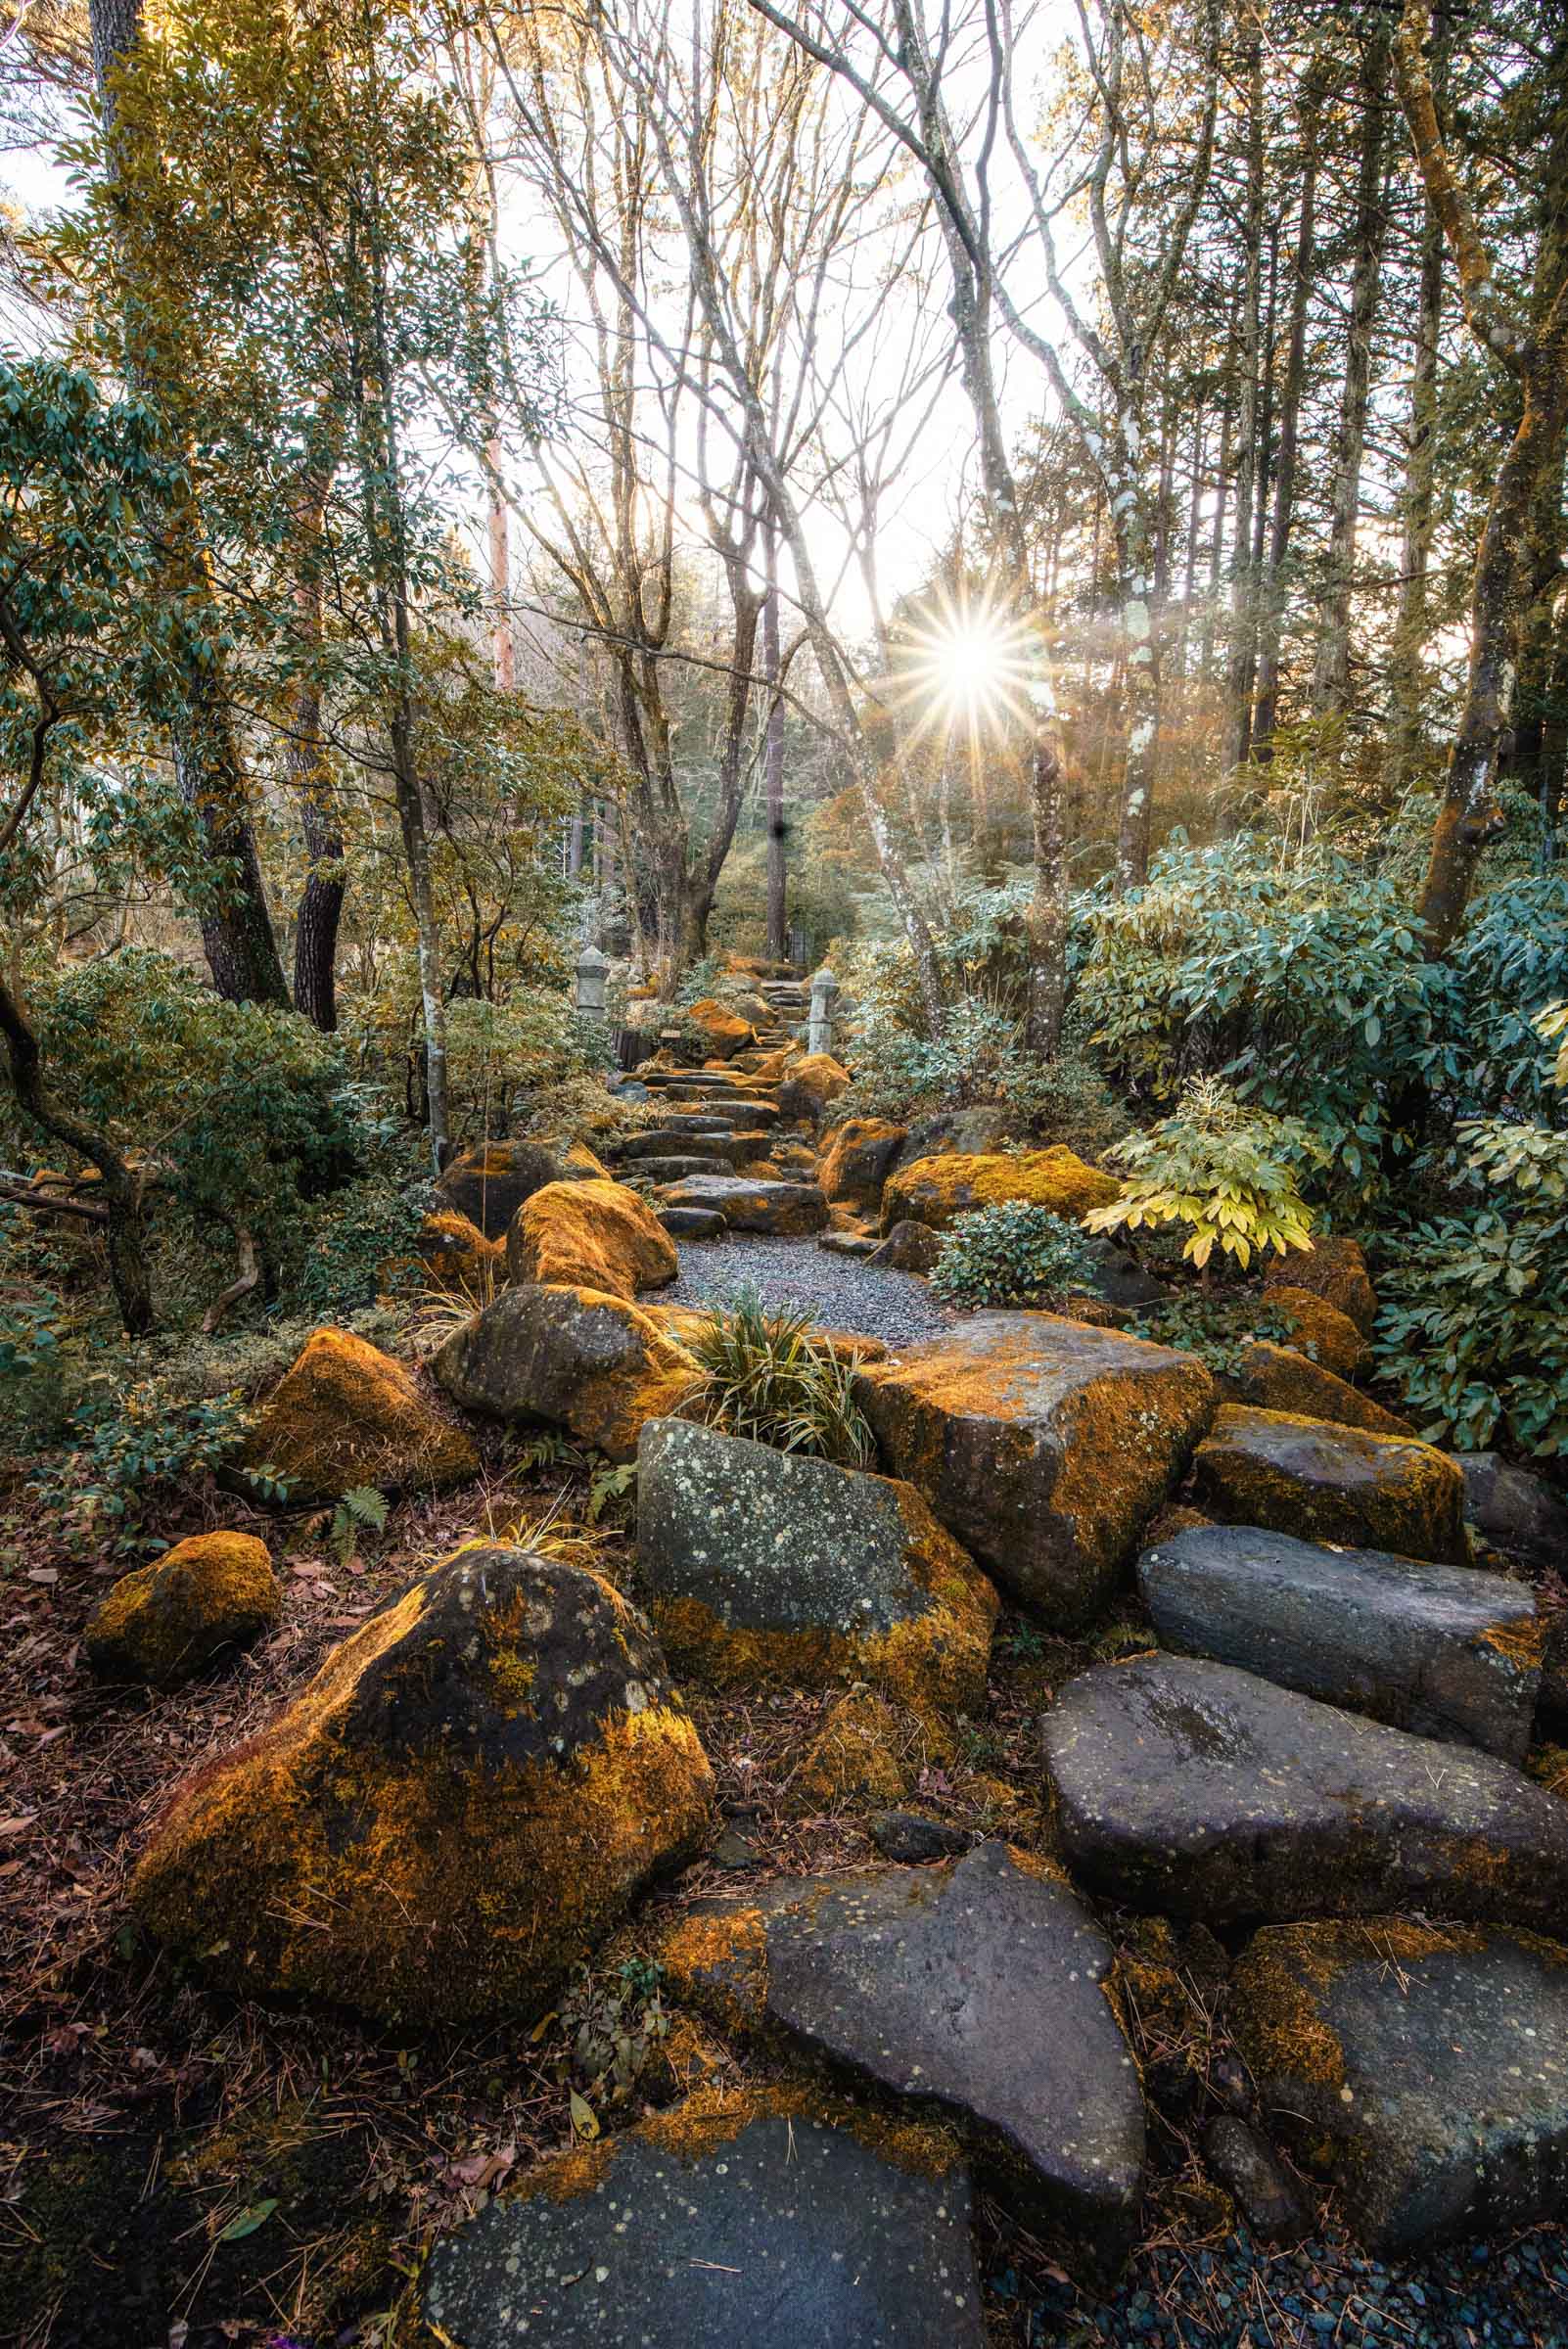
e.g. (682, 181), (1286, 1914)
(1114, 486), (1162, 890)
(289, 467), (345, 1031)
(1254, 83), (1323, 761)
(762, 521), (787, 962)
(89, 0), (288, 1010)
(1387, 43), (1448, 791)
(1199, 291), (1242, 678)
(1222, 23), (1266, 782)
(1025, 713), (1068, 1053)
(1312, 17), (1393, 717)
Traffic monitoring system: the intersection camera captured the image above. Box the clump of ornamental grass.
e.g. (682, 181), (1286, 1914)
(684, 1290), (875, 1468)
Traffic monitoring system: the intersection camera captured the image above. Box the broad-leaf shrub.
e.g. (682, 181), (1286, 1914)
(1077, 839), (1456, 1201)
(7, 949), (355, 1247)
(1374, 1118), (1568, 1456)
(931, 1204), (1103, 1311)
(1084, 1079), (1323, 1271)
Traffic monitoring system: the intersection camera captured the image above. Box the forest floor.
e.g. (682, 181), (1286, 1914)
(4, 1236), (1568, 2349)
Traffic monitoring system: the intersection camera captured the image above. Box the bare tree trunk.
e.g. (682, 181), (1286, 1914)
(762, 520), (788, 961)
(1387, 40), (1448, 791)
(1222, 22), (1266, 784)
(1253, 76), (1324, 761)
(1312, 16), (1393, 717)
(1025, 714), (1068, 1053)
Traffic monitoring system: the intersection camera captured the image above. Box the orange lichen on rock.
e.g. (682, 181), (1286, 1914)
(1227, 1341), (1413, 1437)
(436, 1283), (701, 1461)
(1262, 1288), (1372, 1383)
(1265, 1236), (1377, 1336)
(504, 1177), (678, 1301)
(437, 1136), (610, 1240)
(794, 1689), (926, 1810)
(658, 1905), (771, 2035)
(683, 999), (758, 1060)
(881, 1146), (1121, 1233)
(130, 1545), (713, 2025)
(777, 1053), (852, 1125)
(818, 1117), (906, 1210)
(418, 1210), (504, 1295)
(1192, 1403), (1467, 1563)
(85, 1531), (279, 1690)
(244, 1326), (480, 1501)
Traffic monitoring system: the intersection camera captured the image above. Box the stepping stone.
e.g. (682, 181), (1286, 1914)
(637, 1416), (997, 1712)
(616, 1130), (750, 1163)
(1137, 1523), (1542, 1761)
(658, 1174), (829, 1235)
(620, 1155), (724, 1183)
(660, 1205), (727, 1239)
(422, 2103), (983, 2348)
(663, 1845), (1145, 2262)
(1042, 1653), (1568, 1930)
(1232, 1918), (1568, 2254)
(818, 1230), (881, 1259)
(853, 1314), (1215, 1625)
(1192, 1405), (1466, 1564)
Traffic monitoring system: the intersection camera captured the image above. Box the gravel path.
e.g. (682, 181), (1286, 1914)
(665, 1233), (958, 1350)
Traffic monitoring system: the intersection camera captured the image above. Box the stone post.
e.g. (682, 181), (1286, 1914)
(807, 964), (839, 1057)
(576, 942), (608, 1020)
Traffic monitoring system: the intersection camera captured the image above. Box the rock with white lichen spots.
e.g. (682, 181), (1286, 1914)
(131, 1546), (713, 2024)
(421, 2098), (983, 2348)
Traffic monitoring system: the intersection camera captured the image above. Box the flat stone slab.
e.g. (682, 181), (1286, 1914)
(1191, 1405), (1466, 1564)
(1233, 1919), (1568, 2254)
(659, 1205), (727, 1239)
(1042, 1654), (1568, 1930)
(663, 1845), (1144, 2261)
(1137, 1523), (1542, 1761)
(854, 1314), (1215, 1625)
(617, 1130), (752, 1163)
(658, 1174), (829, 1235)
(422, 2105), (982, 2347)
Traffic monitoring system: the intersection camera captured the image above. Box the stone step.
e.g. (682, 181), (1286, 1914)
(658, 1204), (726, 1239)
(613, 1130), (771, 1168)
(1137, 1522), (1542, 1761)
(658, 1844), (1144, 2265)
(1192, 1404), (1467, 1565)
(1042, 1653), (1568, 1931)
(655, 1173), (829, 1235)
(1233, 1919), (1568, 2256)
(422, 2103), (983, 2349)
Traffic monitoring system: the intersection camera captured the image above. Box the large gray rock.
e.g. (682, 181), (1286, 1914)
(1042, 1654), (1568, 1930)
(636, 1417), (996, 1713)
(663, 1845), (1145, 2263)
(655, 1173), (829, 1235)
(1233, 1919), (1568, 2255)
(422, 2104), (982, 2349)
(1460, 1452), (1568, 1571)
(854, 1314), (1215, 1625)
(1191, 1405), (1467, 1564)
(1137, 1523), (1542, 1762)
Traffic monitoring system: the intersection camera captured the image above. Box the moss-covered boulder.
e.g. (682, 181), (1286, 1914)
(777, 1053), (852, 1126)
(637, 1417), (997, 1716)
(1263, 1286), (1370, 1383)
(1225, 1342), (1413, 1437)
(868, 1219), (943, 1274)
(855, 1313), (1216, 1623)
(417, 1209), (503, 1294)
(437, 1135), (609, 1241)
(682, 998), (758, 1060)
(818, 1117), (907, 1211)
(881, 1146), (1120, 1234)
(504, 1176), (677, 1301)
(435, 1282), (700, 1460)
(1264, 1236), (1377, 1336)
(1192, 1404), (1466, 1564)
(797, 1689), (919, 1808)
(131, 1546), (713, 2024)
(1233, 1920), (1568, 2255)
(244, 1328), (480, 1502)
(85, 1532), (279, 1691)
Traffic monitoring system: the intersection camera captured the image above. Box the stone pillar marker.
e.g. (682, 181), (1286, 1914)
(576, 942), (608, 1020)
(808, 964), (839, 1056)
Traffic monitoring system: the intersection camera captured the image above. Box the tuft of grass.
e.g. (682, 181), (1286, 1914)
(684, 1289), (876, 1468)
